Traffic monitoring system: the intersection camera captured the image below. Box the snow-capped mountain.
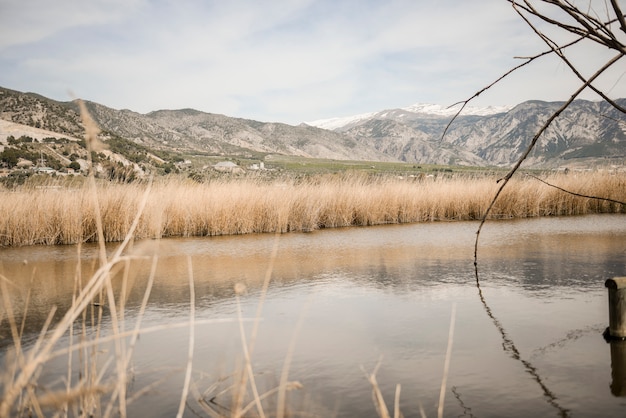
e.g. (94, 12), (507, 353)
(304, 111), (378, 131)
(401, 103), (513, 117)
(306, 102), (513, 130)
(338, 99), (626, 167)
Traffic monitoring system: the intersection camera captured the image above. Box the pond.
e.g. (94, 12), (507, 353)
(1, 214), (626, 417)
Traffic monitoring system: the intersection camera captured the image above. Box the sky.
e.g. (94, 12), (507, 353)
(1, 0), (625, 125)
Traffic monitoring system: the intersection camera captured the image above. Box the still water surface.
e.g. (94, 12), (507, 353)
(1, 214), (626, 417)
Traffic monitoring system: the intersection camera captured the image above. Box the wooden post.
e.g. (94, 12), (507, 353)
(605, 277), (626, 339)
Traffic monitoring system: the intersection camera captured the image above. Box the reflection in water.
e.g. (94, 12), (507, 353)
(474, 272), (570, 417)
(1, 214), (626, 417)
(471, 215), (625, 416)
(475, 211), (571, 417)
(610, 340), (626, 397)
(452, 386), (477, 418)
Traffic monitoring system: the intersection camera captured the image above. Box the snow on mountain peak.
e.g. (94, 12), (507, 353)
(304, 111), (378, 131)
(305, 102), (513, 130)
(402, 103), (513, 116)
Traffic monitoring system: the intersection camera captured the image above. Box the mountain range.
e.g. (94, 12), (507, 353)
(1, 86), (625, 169)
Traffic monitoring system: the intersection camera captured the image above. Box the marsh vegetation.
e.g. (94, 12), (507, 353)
(1, 170), (624, 247)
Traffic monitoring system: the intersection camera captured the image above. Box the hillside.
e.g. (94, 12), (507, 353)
(319, 99), (626, 168)
(1, 86), (625, 172)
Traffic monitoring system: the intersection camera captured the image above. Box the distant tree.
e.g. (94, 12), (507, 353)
(69, 161), (81, 171)
(46, 156), (62, 170)
(0, 170), (31, 188)
(163, 162), (174, 174)
(0, 148), (18, 168)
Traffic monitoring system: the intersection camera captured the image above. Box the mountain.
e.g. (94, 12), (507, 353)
(79, 102), (395, 161)
(0, 87), (393, 163)
(309, 99), (626, 167)
(1, 86), (625, 169)
(306, 103), (513, 130)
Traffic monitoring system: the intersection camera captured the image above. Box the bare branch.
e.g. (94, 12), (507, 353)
(611, 0), (626, 35)
(473, 51), (625, 268)
(514, 1), (626, 113)
(514, 0), (606, 44)
(512, 0), (626, 52)
(440, 61), (528, 141)
(440, 37), (583, 141)
(442, 1), (626, 270)
(525, 173), (626, 206)
(555, 0), (622, 47)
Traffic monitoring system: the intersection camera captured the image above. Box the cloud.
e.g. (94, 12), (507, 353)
(1, 0), (625, 124)
(0, 0), (145, 49)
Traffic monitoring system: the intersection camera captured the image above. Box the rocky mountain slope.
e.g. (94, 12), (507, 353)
(1, 86), (625, 168)
(312, 99), (626, 167)
(0, 87), (393, 162)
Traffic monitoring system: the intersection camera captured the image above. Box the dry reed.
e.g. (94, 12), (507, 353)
(0, 171), (624, 247)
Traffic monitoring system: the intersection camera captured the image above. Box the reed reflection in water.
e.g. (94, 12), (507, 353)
(1, 214), (626, 417)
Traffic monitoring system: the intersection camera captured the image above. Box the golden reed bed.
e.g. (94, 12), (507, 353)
(1, 171), (624, 247)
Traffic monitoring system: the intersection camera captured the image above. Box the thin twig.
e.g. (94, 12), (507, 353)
(48, 317), (257, 362)
(393, 384), (402, 418)
(512, 1), (626, 113)
(234, 291), (266, 418)
(233, 231), (281, 417)
(440, 35), (586, 142)
(437, 303), (456, 418)
(363, 359), (391, 418)
(525, 173), (626, 206)
(176, 256), (196, 418)
(276, 294), (312, 418)
(473, 51), (624, 269)
(611, 0), (626, 35)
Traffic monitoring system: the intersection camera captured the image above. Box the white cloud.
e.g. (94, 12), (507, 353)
(1, 0), (625, 124)
(0, 0), (145, 49)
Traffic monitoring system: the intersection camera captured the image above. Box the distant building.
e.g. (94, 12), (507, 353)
(176, 159), (192, 168)
(35, 167), (56, 174)
(213, 161), (244, 173)
(58, 167), (76, 175)
(249, 162), (266, 170)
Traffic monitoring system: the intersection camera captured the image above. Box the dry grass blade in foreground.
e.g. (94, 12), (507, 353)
(0, 178), (154, 417)
(1, 101), (156, 417)
(364, 303), (456, 418)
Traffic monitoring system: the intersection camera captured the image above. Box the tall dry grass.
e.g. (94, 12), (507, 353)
(1, 171), (625, 247)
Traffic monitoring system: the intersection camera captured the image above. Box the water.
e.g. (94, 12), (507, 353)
(1, 214), (626, 417)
